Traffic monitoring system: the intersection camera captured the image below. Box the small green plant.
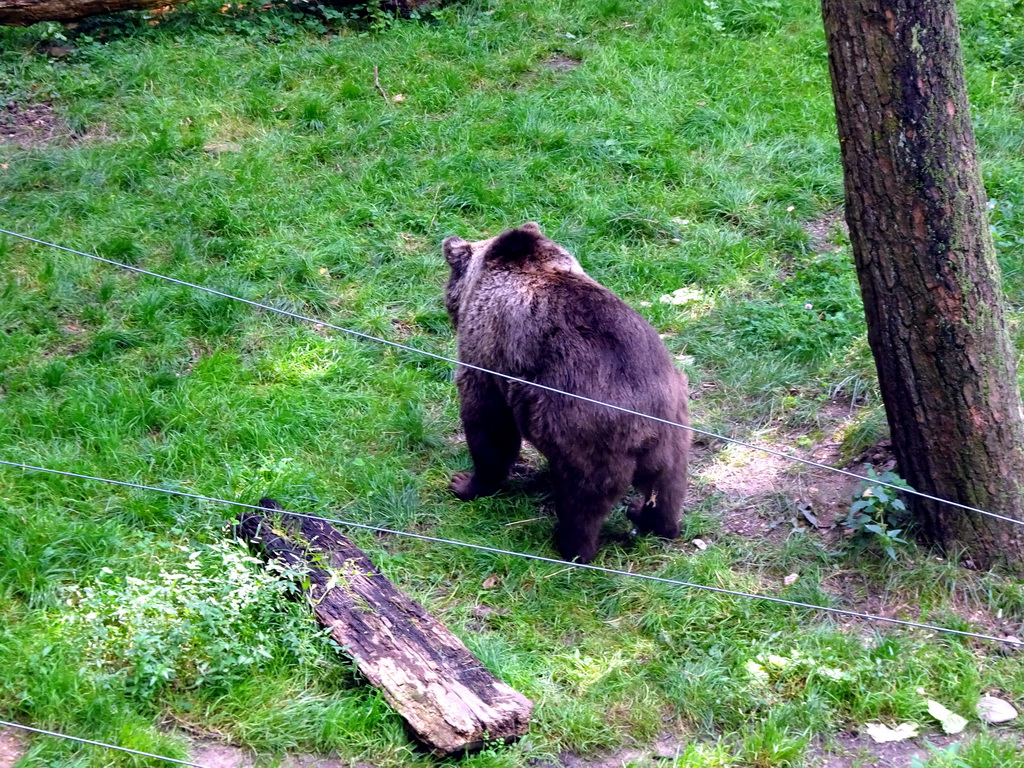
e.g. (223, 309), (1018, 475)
(352, 0), (398, 32)
(60, 539), (329, 694)
(843, 467), (914, 560)
(837, 403), (887, 461)
(702, 0), (784, 35)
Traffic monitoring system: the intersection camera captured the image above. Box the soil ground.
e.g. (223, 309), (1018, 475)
(0, 727), (25, 768)
(0, 98), (108, 147)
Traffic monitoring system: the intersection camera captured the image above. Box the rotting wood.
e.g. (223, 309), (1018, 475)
(0, 0), (442, 26)
(236, 499), (533, 757)
(0, 0), (185, 26)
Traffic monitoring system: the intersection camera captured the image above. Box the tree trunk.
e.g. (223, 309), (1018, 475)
(236, 500), (533, 757)
(0, 0), (183, 25)
(821, 0), (1024, 568)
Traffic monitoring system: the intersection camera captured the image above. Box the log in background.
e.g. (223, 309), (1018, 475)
(0, 0), (441, 26)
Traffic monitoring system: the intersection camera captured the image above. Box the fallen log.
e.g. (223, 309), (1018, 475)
(236, 499), (533, 757)
(0, 0), (442, 27)
(0, 0), (184, 26)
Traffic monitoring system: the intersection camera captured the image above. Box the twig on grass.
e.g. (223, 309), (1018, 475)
(544, 566), (574, 579)
(374, 66), (389, 102)
(504, 517), (545, 527)
(161, 711), (227, 742)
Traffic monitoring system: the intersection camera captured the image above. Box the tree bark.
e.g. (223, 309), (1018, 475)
(821, 0), (1024, 568)
(236, 500), (533, 757)
(0, 0), (183, 25)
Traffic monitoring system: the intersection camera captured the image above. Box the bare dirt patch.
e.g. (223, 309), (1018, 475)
(825, 564), (1024, 645)
(544, 731), (1003, 768)
(453, 401), (870, 548)
(0, 726), (26, 768)
(188, 740), (348, 768)
(0, 100), (108, 148)
(543, 55), (582, 71)
(693, 401), (864, 541)
(692, 402), (1024, 642)
(1, 101), (70, 148)
(807, 731), (966, 768)
(189, 742), (252, 768)
(804, 209), (849, 254)
(528, 733), (689, 768)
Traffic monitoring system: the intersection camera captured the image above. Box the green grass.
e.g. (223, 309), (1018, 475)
(2, 0), (1024, 766)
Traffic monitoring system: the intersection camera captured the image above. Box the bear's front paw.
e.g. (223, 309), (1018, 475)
(450, 472), (504, 500)
(450, 472), (480, 500)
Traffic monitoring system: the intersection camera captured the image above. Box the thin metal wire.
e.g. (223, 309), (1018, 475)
(1, 458), (1021, 648)
(0, 719), (210, 768)
(2, 228), (1021, 529)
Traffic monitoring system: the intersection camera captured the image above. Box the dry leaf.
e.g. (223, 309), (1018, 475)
(783, 573), (799, 586)
(927, 700), (967, 734)
(865, 722), (919, 743)
(797, 502), (820, 528)
(481, 574), (498, 589)
(692, 538), (708, 551)
(392, 94), (406, 102)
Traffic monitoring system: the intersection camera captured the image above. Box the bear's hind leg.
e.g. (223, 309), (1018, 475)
(451, 374), (522, 501)
(552, 466), (631, 564)
(628, 465), (686, 540)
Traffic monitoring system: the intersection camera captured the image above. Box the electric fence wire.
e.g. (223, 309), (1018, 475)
(0, 719), (210, 768)
(2, 227), (1022, 530)
(1, 458), (1021, 648)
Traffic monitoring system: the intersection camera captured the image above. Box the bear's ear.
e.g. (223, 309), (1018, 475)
(520, 221), (543, 235)
(486, 226), (542, 265)
(442, 236), (472, 267)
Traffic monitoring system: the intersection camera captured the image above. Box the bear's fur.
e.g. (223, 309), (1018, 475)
(442, 222), (691, 564)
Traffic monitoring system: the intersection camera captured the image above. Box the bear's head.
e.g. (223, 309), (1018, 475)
(442, 222), (582, 328)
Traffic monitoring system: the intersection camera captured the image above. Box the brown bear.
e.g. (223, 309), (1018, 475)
(442, 222), (691, 564)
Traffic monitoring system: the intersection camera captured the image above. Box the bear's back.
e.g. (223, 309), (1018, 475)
(462, 264), (679, 407)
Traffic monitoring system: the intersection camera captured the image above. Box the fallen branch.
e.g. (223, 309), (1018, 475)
(236, 499), (533, 757)
(373, 66), (390, 102)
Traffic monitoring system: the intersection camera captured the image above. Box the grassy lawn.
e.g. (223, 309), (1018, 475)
(2, 0), (1024, 766)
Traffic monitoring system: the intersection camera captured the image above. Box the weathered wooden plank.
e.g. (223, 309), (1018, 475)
(236, 499), (533, 757)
